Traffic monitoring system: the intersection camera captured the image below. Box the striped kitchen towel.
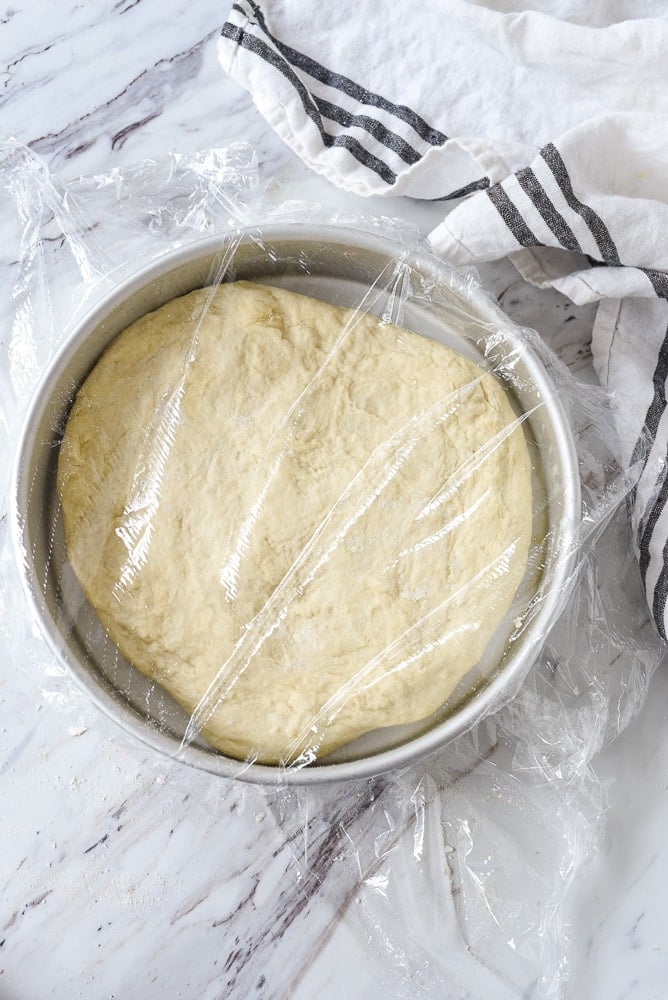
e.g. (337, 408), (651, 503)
(219, 0), (668, 638)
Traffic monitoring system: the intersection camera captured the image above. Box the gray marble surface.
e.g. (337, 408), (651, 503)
(1, 4), (667, 999)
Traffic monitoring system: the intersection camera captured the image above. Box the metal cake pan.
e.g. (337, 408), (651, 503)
(11, 225), (580, 785)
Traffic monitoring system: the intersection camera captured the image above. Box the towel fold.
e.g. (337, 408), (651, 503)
(219, 0), (668, 637)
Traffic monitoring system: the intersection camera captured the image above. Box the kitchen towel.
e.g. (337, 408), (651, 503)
(219, 0), (668, 638)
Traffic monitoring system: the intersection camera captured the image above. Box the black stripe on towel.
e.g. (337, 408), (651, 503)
(629, 277), (668, 474)
(221, 23), (397, 184)
(313, 96), (420, 166)
(515, 167), (583, 255)
(631, 274), (668, 595)
(233, 0), (447, 147)
(430, 176), (491, 201)
(540, 143), (620, 264)
(630, 355), (668, 476)
(487, 185), (539, 248)
(653, 540), (668, 638)
(641, 267), (668, 300)
(639, 458), (668, 583)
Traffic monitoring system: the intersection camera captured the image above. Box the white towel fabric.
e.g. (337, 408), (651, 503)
(219, 0), (668, 637)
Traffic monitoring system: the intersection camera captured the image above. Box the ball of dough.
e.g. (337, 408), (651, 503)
(58, 281), (532, 765)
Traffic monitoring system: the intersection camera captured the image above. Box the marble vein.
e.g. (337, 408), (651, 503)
(29, 28), (220, 160)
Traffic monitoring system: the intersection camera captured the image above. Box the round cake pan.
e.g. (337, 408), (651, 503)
(11, 225), (580, 785)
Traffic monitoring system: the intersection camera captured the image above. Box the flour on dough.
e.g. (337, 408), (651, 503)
(58, 281), (533, 764)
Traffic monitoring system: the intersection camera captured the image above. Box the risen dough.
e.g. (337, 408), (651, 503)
(58, 281), (532, 764)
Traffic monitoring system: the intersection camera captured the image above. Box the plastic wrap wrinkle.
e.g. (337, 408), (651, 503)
(2, 138), (665, 1000)
(52, 267), (540, 764)
(181, 354), (528, 764)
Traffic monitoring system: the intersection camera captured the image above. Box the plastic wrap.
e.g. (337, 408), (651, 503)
(1, 137), (664, 998)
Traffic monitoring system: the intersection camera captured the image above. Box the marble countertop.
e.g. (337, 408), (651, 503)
(1, 4), (667, 998)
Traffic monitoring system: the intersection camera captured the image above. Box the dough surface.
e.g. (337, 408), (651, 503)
(58, 281), (532, 764)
